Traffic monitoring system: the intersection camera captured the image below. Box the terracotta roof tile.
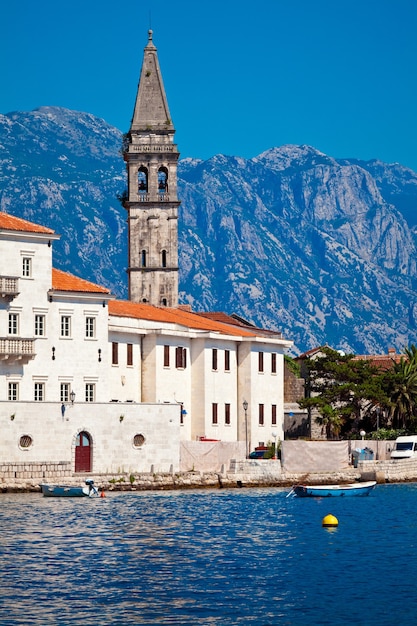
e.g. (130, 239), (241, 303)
(196, 311), (282, 337)
(52, 268), (111, 294)
(0, 211), (55, 235)
(109, 300), (256, 336)
(354, 353), (402, 370)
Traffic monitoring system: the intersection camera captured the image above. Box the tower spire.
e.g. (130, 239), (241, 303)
(123, 31), (180, 308)
(130, 30), (174, 132)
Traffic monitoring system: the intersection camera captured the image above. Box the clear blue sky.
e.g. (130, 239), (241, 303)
(1, 0), (416, 171)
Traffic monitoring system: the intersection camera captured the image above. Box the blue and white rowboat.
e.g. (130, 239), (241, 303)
(289, 481), (376, 498)
(40, 479), (99, 497)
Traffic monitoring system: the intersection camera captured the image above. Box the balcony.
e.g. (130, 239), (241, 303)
(0, 338), (36, 363)
(0, 276), (19, 300)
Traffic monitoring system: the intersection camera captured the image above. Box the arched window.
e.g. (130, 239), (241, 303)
(141, 250), (147, 267)
(161, 249), (167, 268)
(138, 167), (148, 193)
(161, 298), (168, 306)
(158, 167), (168, 192)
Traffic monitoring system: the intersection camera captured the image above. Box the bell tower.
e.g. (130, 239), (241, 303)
(124, 30), (180, 307)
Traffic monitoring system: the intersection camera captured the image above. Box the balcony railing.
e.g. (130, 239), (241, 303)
(0, 338), (36, 363)
(0, 276), (19, 300)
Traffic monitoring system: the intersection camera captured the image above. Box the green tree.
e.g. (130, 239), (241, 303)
(384, 344), (417, 429)
(299, 347), (390, 438)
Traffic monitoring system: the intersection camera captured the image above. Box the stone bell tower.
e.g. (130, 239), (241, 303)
(123, 30), (180, 307)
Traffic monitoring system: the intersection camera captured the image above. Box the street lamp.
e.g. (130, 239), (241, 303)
(243, 400), (248, 459)
(70, 390), (76, 405)
(360, 429), (366, 441)
(272, 431), (277, 459)
(376, 407), (380, 460)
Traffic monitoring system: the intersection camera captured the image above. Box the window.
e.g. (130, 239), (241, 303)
(22, 257), (32, 277)
(133, 434), (145, 448)
(127, 343), (133, 366)
(225, 403), (231, 425)
(85, 317), (95, 338)
(164, 345), (170, 367)
(212, 348), (218, 371)
(85, 383), (95, 402)
(175, 346), (187, 369)
(224, 350), (230, 372)
(272, 404), (277, 426)
(161, 250), (167, 268)
(8, 313), (18, 335)
(158, 166), (168, 192)
(258, 404), (264, 426)
(34, 382), (45, 402)
(34, 314), (45, 337)
(112, 342), (119, 365)
(271, 353), (277, 374)
(19, 435), (33, 449)
(138, 167), (148, 193)
(141, 250), (147, 267)
(60, 316), (71, 338)
(258, 352), (264, 373)
(60, 383), (70, 403)
(212, 403), (218, 425)
(8, 382), (18, 401)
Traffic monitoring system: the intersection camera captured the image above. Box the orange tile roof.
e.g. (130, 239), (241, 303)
(109, 300), (256, 336)
(197, 311), (283, 337)
(0, 211), (55, 235)
(354, 353), (402, 370)
(52, 268), (111, 294)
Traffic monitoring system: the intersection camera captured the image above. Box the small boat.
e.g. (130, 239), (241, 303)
(289, 481), (376, 498)
(40, 479), (99, 498)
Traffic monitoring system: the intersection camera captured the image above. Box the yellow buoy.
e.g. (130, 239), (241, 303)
(322, 514), (338, 527)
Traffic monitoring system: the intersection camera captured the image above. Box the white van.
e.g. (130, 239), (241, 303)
(391, 436), (417, 459)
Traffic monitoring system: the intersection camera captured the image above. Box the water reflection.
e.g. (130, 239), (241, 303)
(1, 486), (417, 624)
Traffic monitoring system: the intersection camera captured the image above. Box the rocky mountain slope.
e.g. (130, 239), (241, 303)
(1, 107), (417, 355)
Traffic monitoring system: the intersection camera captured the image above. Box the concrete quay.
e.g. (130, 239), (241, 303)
(2, 457), (417, 493)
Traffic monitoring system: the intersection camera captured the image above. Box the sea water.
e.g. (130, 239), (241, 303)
(0, 484), (416, 625)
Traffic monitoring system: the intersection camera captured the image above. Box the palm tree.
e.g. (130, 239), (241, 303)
(388, 346), (417, 429)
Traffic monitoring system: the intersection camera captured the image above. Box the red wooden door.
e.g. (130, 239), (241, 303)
(75, 431), (92, 472)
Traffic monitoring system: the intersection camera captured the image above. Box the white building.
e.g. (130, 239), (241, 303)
(0, 31), (292, 481)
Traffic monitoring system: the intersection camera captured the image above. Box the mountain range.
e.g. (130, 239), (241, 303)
(1, 106), (417, 355)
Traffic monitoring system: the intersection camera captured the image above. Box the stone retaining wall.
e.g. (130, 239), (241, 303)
(2, 457), (417, 493)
